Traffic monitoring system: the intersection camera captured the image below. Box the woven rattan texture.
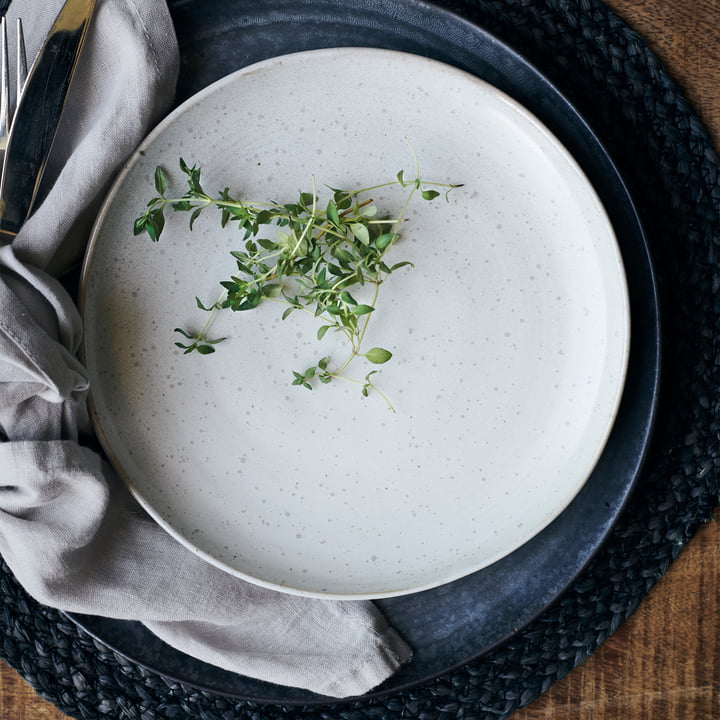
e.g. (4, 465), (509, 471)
(2, 0), (719, 718)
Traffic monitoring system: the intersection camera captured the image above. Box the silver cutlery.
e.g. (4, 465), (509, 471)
(0, 16), (28, 169)
(0, 0), (96, 243)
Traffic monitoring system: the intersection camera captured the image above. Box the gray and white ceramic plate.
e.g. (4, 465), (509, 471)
(81, 47), (629, 599)
(71, 0), (659, 702)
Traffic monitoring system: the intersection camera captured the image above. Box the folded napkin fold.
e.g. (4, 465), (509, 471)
(0, 0), (410, 698)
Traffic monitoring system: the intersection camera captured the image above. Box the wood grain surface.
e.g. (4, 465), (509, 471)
(2, 0), (718, 718)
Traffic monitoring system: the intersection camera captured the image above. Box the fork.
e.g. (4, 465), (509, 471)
(0, 16), (27, 168)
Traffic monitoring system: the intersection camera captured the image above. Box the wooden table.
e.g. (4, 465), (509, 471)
(2, 1), (718, 717)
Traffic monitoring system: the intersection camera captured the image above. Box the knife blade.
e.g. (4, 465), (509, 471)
(0, 0), (96, 238)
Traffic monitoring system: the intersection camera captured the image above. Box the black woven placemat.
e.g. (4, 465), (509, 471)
(2, 0), (719, 718)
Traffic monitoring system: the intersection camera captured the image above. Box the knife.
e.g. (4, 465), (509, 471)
(0, 0), (96, 240)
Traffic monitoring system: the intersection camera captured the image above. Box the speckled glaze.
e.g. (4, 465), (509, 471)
(81, 48), (629, 599)
(70, 0), (659, 701)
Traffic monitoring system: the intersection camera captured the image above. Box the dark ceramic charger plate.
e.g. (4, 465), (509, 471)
(68, 0), (660, 706)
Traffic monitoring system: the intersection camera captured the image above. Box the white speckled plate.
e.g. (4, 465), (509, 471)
(81, 47), (629, 599)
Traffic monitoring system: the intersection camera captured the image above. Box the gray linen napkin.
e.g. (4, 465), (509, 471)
(0, 0), (411, 698)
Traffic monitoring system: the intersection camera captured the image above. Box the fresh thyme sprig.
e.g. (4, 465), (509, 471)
(133, 145), (462, 409)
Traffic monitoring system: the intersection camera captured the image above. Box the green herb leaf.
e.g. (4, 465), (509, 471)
(351, 304), (375, 316)
(364, 347), (392, 364)
(349, 223), (370, 245)
(334, 189), (352, 210)
(375, 232), (398, 250)
(154, 166), (168, 195)
(326, 199), (341, 227)
(195, 297), (216, 311)
(188, 207), (203, 230)
(389, 260), (413, 271)
(145, 209), (165, 242)
(262, 283), (282, 298)
(133, 215), (149, 237)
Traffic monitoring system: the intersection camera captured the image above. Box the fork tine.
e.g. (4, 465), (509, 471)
(15, 18), (26, 106)
(0, 16), (9, 147)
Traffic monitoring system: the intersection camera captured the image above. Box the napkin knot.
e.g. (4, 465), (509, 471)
(0, 244), (88, 441)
